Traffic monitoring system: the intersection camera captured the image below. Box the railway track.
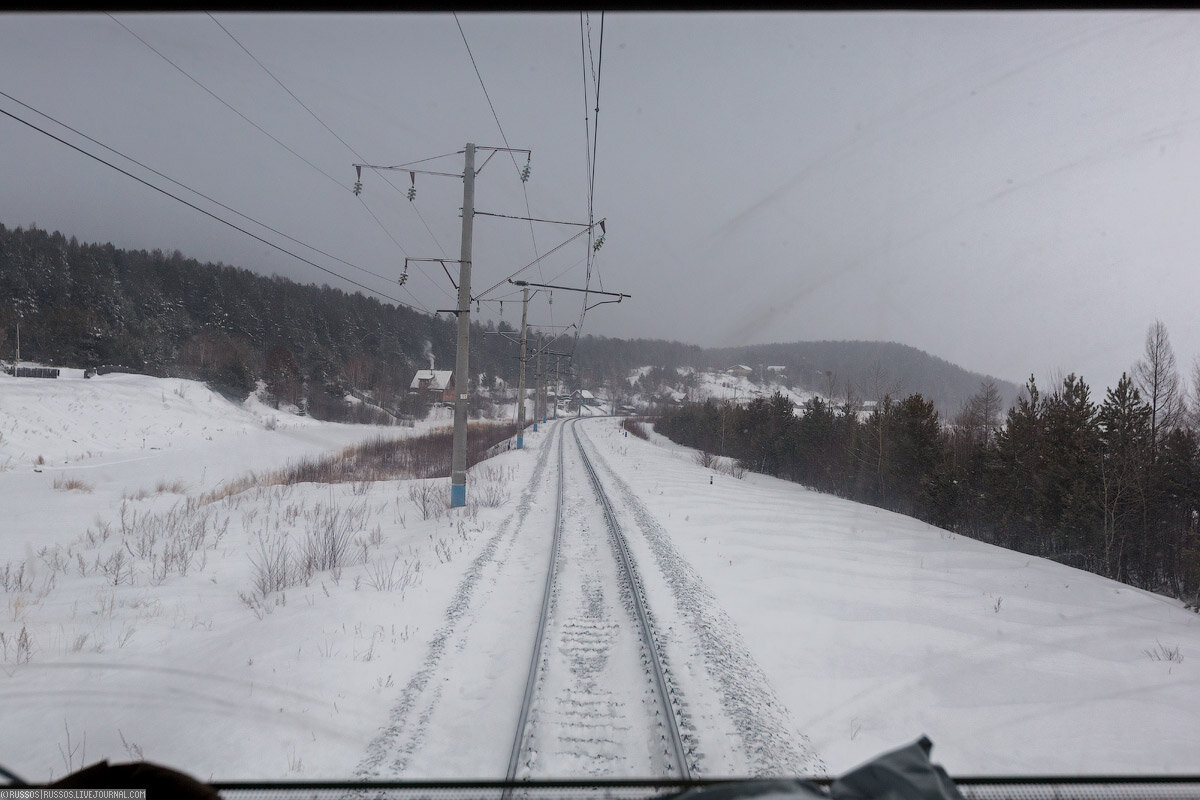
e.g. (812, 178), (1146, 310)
(506, 417), (693, 780)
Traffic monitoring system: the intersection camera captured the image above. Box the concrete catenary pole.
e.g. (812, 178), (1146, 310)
(450, 143), (475, 508)
(533, 333), (543, 431)
(516, 285), (529, 449)
(541, 349), (548, 424)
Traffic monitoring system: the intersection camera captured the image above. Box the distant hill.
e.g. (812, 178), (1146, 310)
(703, 340), (1021, 416)
(0, 222), (1019, 422)
(570, 334), (1020, 417)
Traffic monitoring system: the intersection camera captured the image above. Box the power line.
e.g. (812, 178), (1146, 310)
(452, 12), (544, 287)
(409, 201), (449, 257)
(204, 13), (449, 259)
(205, 12), (362, 160)
(0, 89), (407, 294)
(107, 13), (349, 195)
(0, 104), (425, 313)
(452, 13), (511, 163)
(357, 195), (452, 304)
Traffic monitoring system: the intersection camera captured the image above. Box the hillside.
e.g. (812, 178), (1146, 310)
(3, 223), (1020, 423)
(565, 335), (1020, 418)
(704, 340), (1021, 416)
(0, 223), (518, 422)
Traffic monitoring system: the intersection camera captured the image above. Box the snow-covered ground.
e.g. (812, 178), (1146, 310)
(687, 369), (816, 409)
(3, 369), (1198, 782)
(0, 369), (532, 781)
(632, 366), (818, 412)
(586, 421), (1200, 776)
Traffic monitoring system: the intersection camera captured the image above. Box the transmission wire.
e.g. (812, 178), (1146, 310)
(0, 105), (424, 312)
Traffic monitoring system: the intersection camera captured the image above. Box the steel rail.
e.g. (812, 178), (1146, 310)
(572, 420), (692, 780)
(506, 421), (566, 782)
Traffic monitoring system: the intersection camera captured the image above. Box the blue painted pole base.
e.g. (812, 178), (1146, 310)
(516, 435), (524, 450)
(450, 483), (466, 508)
(533, 422), (538, 432)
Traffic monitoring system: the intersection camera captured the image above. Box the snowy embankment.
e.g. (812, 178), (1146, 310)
(4, 369), (1198, 782)
(584, 420), (1200, 776)
(0, 369), (535, 782)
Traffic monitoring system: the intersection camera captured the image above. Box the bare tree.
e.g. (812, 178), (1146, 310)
(822, 369), (838, 402)
(954, 380), (1002, 444)
(866, 360), (904, 404)
(1134, 319), (1183, 456)
(1192, 357), (1200, 429)
(839, 375), (862, 419)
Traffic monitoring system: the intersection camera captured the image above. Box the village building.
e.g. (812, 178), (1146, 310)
(409, 369), (456, 403)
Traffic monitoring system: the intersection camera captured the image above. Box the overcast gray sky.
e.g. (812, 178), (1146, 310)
(3, 11), (1200, 392)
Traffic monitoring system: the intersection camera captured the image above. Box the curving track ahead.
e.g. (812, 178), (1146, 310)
(506, 418), (693, 780)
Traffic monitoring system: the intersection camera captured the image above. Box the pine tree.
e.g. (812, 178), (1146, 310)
(1041, 374), (1101, 565)
(988, 376), (1045, 552)
(1097, 373), (1152, 581)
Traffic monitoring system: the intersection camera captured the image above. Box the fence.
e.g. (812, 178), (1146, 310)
(11, 366), (59, 379)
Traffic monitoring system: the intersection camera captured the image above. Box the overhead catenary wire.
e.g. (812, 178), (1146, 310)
(473, 224), (599, 301)
(474, 210), (591, 226)
(479, 251), (591, 308)
(0, 105), (425, 312)
(576, 13), (594, 353)
(204, 13), (450, 261)
(576, 11), (606, 351)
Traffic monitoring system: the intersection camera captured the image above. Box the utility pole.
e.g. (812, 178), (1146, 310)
(507, 278), (631, 423)
(553, 358), (560, 419)
(516, 285), (529, 449)
(533, 333), (542, 432)
(538, 333), (546, 424)
(540, 347), (549, 429)
(354, 142), (535, 509)
(449, 143), (475, 509)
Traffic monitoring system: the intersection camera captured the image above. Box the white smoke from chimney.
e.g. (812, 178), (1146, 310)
(422, 340), (434, 371)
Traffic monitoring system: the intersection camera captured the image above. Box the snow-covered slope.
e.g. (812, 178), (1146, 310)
(630, 366), (818, 410)
(0, 369), (419, 563)
(3, 371), (1198, 781)
(0, 369), (534, 781)
(586, 420), (1200, 775)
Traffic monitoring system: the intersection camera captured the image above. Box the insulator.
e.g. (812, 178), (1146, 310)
(398, 273), (408, 285)
(593, 234), (605, 252)
(520, 163), (531, 182)
(407, 186), (416, 201)
(352, 180), (363, 196)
